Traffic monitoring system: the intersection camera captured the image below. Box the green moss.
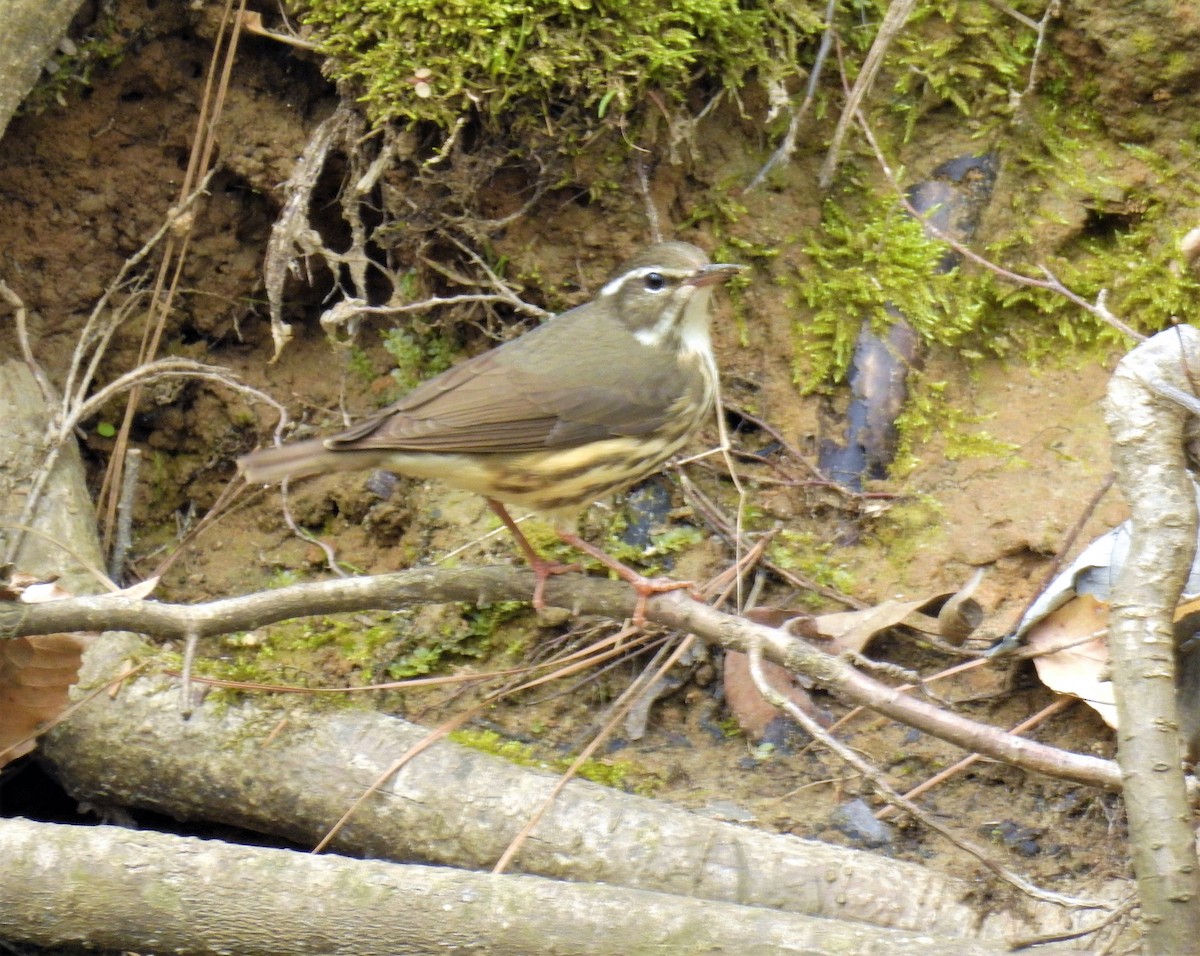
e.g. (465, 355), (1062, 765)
(974, 142), (1200, 357)
(451, 728), (544, 765)
(296, 0), (823, 132)
(791, 191), (984, 390)
(766, 530), (856, 598)
(881, 0), (1041, 137)
(198, 604), (520, 691)
(869, 494), (944, 567)
(890, 377), (1021, 476)
(451, 727), (664, 792)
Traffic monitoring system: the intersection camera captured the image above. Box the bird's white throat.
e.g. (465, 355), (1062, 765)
(633, 288), (714, 354)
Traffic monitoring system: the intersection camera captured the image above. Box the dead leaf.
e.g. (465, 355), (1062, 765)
(815, 597), (933, 655)
(0, 574), (94, 767)
(1025, 595), (1115, 727)
(0, 634), (88, 766)
(723, 650), (830, 741)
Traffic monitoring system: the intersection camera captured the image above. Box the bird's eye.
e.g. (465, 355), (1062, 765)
(644, 272), (665, 292)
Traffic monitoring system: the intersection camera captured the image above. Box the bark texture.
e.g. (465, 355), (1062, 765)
(1104, 325), (1200, 950)
(0, 817), (1032, 956)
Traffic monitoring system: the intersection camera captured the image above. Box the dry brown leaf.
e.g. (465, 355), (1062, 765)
(0, 634), (88, 766)
(815, 597), (934, 655)
(723, 650), (830, 741)
(1025, 595), (1115, 728)
(0, 574), (93, 767)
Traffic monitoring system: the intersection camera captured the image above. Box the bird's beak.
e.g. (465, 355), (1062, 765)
(686, 263), (746, 288)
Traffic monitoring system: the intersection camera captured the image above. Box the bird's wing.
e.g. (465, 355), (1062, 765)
(327, 311), (695, 454)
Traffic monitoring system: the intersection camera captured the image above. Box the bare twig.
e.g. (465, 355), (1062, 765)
(0, 280), (55, 405)
(746, 0), (838, 190)
(744, 638), (1110, 910)
(108, 447), (141, 583)
(875, 696), (1076, 820)
(2, 358), (285, 568)
(100, 0), (248, 552)
(852, 108), (1145, 342)
(818, 0), (918, 189)
(1012, 0), (1062, 108)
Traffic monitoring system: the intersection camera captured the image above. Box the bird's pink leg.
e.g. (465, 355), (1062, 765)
(487, 499), (580, 609)
(554, 529), (695, 627)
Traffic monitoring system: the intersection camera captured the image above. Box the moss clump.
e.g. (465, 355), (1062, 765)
(766, 530), (856, 600)
(890, 377), (1020, 476)
(881, 0), (1042, 136)
(296, 0), (822, 131)
(451, 728), (663, 792)
(792, 191), (984, 390)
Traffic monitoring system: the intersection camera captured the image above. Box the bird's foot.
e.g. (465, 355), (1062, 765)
(527, 555), (583, 611)
(556, 529), (697, 627)
(486, 500), (583, 610)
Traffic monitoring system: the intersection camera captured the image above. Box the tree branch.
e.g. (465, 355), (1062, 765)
(5, 565), (1121, 790)
(1103, 325), (1200, 949)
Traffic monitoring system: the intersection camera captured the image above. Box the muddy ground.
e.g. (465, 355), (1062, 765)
(2, 0), (1187, 925)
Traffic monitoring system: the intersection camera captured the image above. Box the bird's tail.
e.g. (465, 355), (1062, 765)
(237, 438), (367, 484)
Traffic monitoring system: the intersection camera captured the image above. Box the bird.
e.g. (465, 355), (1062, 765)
(238, 240), (743, 620)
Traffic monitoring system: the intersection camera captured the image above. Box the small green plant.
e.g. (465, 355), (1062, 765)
(266, 568), (303, 590)
(387, 601), (522, 678)
(346, 345), (376, 383)
(20, 17), (127, 114)
(767, 530), (856, 597)
(380, 325), (457, 396)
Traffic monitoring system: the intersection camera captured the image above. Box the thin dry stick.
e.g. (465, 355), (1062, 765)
(4, 357), (269, 568)
(491, 532), (773, 871)
(634, 159), (662, 243)
(1008, 893), (1137, 954)
(312, 625), (669, 854)
(0, 660), (151, 764)
(146, 477), (251, 582)
(0, 526), (116, 593)
(875, 696), (1077, 820)
(108, 448), (141, 582)
(680, 475), (867, 609)
(992, 474), (1115, 655)
(744, 639), (1110, 911)
(1, 184), (214, 566)
(515, 536), (769, 710)
(800, 655), (995, 765)
(491, 634), (698, 874)
(746, 0), (837, 190)
(1, 279), (55, 405)
(818, 0), (918, 189)
(1012, 0), (1062, 106)
(100, 0), (249, 552)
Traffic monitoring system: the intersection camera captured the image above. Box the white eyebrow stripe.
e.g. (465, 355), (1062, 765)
(598, 265), (692, 298)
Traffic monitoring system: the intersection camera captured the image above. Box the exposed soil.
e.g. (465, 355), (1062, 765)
(2, 0), (1183, 924)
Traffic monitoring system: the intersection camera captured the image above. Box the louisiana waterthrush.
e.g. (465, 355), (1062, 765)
(238, 241), (743, 616)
